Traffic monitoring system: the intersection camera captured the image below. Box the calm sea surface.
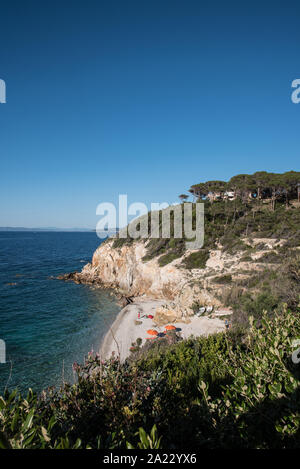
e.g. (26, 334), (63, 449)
(0, 232), (119, 394)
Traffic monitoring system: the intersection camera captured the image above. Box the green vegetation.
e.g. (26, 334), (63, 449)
(111, 175), (300, 268)
(213, 274), (232, 284)
(1, 308), (300, 448)
(190, 170), (300, 210)
(256, 251), (282, 263)
(158, 251), (182, 267)
(1, 171), (299, 449)
(240, 254), (253, 262)
(221, 252), (300, 325)
(112, 236), (133, 249)
(178, 194), (189, 203)
(181, 249), (210, 269)
(109, 171), (300, 326)
(142, 237), (185, 264)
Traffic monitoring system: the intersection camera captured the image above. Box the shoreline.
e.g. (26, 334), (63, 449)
(100, 299), (166, 361)
(57, 268), (229, 362)
(100, 297), (226, 362)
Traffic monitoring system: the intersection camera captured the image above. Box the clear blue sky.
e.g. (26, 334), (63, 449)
(0, 0), (299, 228)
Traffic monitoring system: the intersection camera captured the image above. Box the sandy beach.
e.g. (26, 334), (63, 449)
(100, 298), (226, 361)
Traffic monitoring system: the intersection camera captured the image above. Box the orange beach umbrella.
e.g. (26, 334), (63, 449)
(165, 325), (176, 331)
(147, 329), (158, 336)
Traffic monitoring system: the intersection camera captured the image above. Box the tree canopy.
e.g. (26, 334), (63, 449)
(189, 171), (300, 205)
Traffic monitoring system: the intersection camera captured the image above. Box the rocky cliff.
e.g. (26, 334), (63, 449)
(60, 236), (281, 319)
(74, 239), (203, 316)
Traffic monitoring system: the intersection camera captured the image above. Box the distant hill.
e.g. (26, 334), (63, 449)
(0, 227), (95, 232)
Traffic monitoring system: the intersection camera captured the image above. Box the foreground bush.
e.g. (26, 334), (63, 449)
(197, 309), (300, 448)
(0, 309), (300, 448)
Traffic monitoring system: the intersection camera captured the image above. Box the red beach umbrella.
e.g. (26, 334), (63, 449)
(147, 314), (154, 319)
(147, 329), (158, 336)
(165, 325), (176, 331)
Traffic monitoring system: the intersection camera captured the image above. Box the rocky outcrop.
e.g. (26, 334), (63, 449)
(79, 240), (206, 315)
(59, 239), (222, 317)
(59, 236), (283, 320)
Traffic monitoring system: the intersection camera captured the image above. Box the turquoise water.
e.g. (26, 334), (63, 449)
(0, 232), (120, 394)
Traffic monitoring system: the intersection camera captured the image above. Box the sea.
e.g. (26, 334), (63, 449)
(0, 231), (120, 395)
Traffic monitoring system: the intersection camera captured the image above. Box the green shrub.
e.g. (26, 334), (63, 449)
(197, 309), (300, 448)
(1, 309), (300, 448)
(109, 198), (300, 266)
(0, 389), (81, 449)
(158, 251), (181, 266)
(221, 234), (251, 254)
(240, 254), (252, 262)
(112, 237), (133, 249)
(256, 251), (282, 263)
(214, 274), (232, 284)
(182, 250), (210, 269)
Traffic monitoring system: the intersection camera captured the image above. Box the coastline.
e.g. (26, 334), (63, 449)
(100, 297), (226, 362)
